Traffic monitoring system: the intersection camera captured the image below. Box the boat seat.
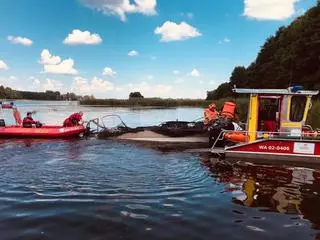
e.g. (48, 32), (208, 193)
(0, 119), (5, 127)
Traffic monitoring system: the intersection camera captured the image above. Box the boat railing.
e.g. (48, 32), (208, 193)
(210, 129), (320, 150)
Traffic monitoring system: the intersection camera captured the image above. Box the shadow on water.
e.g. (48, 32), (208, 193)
(201, 155), (320, 237)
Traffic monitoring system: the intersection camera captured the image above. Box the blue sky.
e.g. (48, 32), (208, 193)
(0, 0), (317, 98)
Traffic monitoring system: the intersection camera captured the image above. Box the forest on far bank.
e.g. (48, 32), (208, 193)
(207, 3), (320, 100)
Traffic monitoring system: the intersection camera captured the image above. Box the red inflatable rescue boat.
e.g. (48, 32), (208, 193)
(0, 125), (86, 138)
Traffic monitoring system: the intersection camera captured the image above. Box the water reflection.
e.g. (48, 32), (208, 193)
(202, 156), (320, 229)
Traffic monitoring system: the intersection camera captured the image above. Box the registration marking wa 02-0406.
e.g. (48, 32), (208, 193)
(258, 145), (290, 152)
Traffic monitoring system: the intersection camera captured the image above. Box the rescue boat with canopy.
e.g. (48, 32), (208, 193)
(209, 86), (320, 163)
(0, 102), (86, 138)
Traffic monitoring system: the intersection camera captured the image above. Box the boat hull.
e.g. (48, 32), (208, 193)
(106, 130), (209, 151)
(0, 125), (86, 138)
(225, 139), (320, 163)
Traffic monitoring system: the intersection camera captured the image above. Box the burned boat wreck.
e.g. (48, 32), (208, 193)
(85, 112), (242, 151)
(86, 116), (211, 150)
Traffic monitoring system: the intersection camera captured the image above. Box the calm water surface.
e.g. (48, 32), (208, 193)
(1, 101), (320, 239)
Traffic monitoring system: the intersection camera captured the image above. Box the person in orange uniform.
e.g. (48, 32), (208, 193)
(204, 103), (219, 126)
(63, 112), (84, 127)
(221, 101), (239, 121)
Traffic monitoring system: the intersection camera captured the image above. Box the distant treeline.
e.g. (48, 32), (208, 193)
(0, 85), (90, 101)
(80, 98), (212, 108)
(207, 3), (320, 100)
(80, 97), (246, 121)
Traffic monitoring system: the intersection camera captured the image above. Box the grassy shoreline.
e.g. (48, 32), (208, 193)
(80, 98), (214, 108)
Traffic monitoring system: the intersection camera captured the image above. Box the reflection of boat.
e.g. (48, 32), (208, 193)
(208, 86), (320, 164)
(0, 125), (86, 138)
(203, 158), (319, 219)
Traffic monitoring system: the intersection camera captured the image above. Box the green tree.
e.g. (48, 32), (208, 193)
(129, 92), (144, 99)
(206, 83), (232, 100)
(229, 66), (248, 87)
(209, 3), (320, 98)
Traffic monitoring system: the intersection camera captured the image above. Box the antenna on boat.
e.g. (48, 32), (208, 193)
(233, 84), (238, 103)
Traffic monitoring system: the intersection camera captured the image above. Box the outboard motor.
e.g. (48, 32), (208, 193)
(0, 119), (5, 127)
(209, 118), (234, 147)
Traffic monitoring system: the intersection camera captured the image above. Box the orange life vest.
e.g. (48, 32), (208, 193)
(13, 110), (22, 125)
(221, 102), (236, 119)
(204, 108), (218, 125)
(224, 132), (249, 143)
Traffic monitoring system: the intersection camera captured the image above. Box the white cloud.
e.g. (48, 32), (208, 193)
(39, 49), (78, 75)
(71, 76), (90, 93)
(0, 76), (16, 88)
(224, 38), (230, 43)
(130, 81), (150, 92)
(128, 50), (139, 57)
(0, 59), (9, 70)
(71, 76), (114, 96)
(41, 78), (64, 91)
(147, 74), (154, 80)
(187, 13), (194, 19)
(43, 59), (78, 75)
(173, 70), (180, 75)
(8, 76), (17, 81)
(40, 49), (61, 65)
(174, 78), (184, 84)
(243, 0), (299, 20)
(181, 12), (194, 19)
(0, 76), (39, 91)
(63, 29), (102, 45)
(219, 38), (231, 44)
(0, 76), (18, 88)
(91, 76), (114, 91)
(0, 76), (65, 92)
(154, 21), (202, 42)
(29, 76), (41, 85)
(189, 68), (201, 77)
(155, 84), (172, 94)
(103, 67), (117, 77)
(80, 0), (157, 21)
(128, 82), (172, 97)
(7, 36), (33, 46)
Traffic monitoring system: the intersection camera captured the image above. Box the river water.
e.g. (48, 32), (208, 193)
(0, 101), (320, 240)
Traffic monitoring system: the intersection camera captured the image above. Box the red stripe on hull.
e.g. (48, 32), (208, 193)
(226, 139), (320, 156)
